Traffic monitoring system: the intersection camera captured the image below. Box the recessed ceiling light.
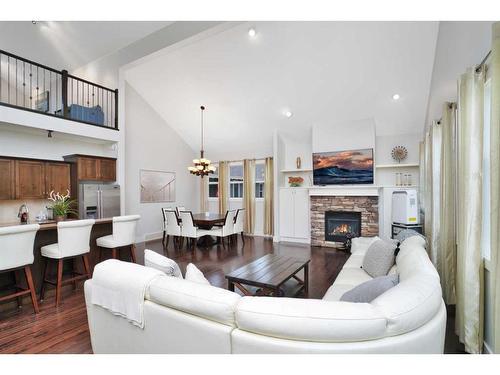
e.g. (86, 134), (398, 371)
(392, 94), (400, 100)
(284, 110), (293, 118)
(248, 28), (257, 38)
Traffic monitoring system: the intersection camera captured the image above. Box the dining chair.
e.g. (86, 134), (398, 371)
(211, 210), (236, 246)
(176, 206), (186, 218)
(234, 208), (245, 243)
(164, 210), (183, 249)
(161, 207), (172, 245)
(0, 224), (40, 313)
(179, 211), (210, 249)
(40, 219), (95, 307)
(96, 215), (141, 263)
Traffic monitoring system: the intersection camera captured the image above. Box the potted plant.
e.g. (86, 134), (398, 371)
(48, 190), (77, 222)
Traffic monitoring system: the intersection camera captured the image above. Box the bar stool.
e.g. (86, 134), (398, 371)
(96, 215), (140, 263)
(40, 219), (95, 307)
(0, 224), (40, 313)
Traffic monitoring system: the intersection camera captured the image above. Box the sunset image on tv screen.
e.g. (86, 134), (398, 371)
(313, 148), (374, 185)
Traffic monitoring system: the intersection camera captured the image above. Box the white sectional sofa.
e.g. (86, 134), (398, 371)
(84, 235), (446, 354)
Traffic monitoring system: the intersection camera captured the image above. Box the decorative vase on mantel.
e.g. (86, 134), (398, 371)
(296, 157), (302, 170)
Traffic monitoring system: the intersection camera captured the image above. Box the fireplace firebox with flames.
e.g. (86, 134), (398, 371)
(325, 211), (362, 243)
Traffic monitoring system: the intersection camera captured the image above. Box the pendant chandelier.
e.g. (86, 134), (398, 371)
(188, 105), (216, 178)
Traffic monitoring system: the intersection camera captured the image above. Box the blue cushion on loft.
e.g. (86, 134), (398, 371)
(68, 104), (105, 126)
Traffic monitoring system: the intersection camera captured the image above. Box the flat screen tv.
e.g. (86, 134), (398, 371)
(313, 148), (374, 185)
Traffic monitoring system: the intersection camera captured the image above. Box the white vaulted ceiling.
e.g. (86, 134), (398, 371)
(0, 21), (171, 72)
(124, 22), (439, 157)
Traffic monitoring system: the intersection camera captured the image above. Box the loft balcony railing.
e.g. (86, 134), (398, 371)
(0, 49), (118, 130)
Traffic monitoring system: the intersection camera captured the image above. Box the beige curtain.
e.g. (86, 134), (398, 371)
(439, 102), (457, 305)
(200, 177), (208, 212)
(264, 157), (274, 236)
(430, 121), (442, 266)
(419, 141), (425, 224)
(455, 67), (485, 354)
(423, 130), (433, 250)
(243, 159), (255, 234)
(490, 21), (500, 353)
(218, 161), (229, 214)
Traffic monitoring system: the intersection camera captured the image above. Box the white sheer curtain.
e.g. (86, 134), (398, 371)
(439, 103), (457, 305)
(422, 105), (457, 306)
(455, 67), (485, 354)
(423, 131), (433, 251)
(430, 121), (442, 266)
(489, 21), (500, 353)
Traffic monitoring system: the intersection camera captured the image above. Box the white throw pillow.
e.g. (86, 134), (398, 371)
(185, 263), (210, 285)
(144, 249), (182, 278)
(351, 236), (380, 254)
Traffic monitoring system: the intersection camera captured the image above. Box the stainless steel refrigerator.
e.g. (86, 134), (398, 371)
(79, 183), (120, 219)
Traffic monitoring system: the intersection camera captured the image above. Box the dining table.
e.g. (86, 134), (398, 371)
(191, 212), (226, 247)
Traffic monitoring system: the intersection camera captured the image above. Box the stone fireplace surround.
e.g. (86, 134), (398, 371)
(310, 195), (379, 247)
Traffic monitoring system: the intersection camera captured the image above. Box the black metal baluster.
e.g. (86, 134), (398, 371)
(49, 71), (51, 113)
(43, 68), (45, 106)
(15, 59), (18, 106)
(23, 61), (25, 107)
(7, 56), (10, 104)
(29, 64), (32, 108)
(36, 66), (39, 110)
(0, 53), (2, 102)
(108, 91), (111, 127)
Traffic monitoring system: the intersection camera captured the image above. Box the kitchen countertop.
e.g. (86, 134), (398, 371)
(0, 218), (113, 230)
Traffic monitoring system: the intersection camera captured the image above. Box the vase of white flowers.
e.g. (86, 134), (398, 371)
(48, 190), (77, 222)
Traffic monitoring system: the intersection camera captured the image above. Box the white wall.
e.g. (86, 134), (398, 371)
(426, 21), (493, 128)
(73, 22), (221, 89)
(312, 118), (376, 154)
(124, 83), (198, 242)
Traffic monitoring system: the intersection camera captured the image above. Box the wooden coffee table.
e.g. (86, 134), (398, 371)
(225, 254), (310, 297)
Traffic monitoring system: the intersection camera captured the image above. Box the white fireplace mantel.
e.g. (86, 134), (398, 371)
(308, 185), (380, 197)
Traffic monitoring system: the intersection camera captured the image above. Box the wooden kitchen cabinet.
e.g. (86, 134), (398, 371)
(64, 154), (117, 182)
(98, 158), (116, 181)
(15, 160), (46, 199)
(0, 158), (15, 200)
(0, 157), (72, 200)
(45, 162), (71, 195)
(78, 157), (100, 180)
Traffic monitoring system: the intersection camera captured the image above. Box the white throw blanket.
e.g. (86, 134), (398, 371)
(91, 259), (164, 328)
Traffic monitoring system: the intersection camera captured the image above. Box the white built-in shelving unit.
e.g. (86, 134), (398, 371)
(273, 127), (422, 243)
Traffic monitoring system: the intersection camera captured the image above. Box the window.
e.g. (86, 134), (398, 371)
(208, 166), (219, 198)
(481, 80), (491, 261)
(255, 162), (265, 198)
(229, 164), (244, 198)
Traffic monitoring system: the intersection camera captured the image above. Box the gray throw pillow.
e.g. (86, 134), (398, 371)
(340, 274), (399, 303)
(362, 239), (396, 278)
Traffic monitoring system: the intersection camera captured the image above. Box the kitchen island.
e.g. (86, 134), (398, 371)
(0, 218), (116, 312)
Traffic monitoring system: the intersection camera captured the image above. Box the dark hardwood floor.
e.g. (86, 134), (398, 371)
(0, 236), (463, 354)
